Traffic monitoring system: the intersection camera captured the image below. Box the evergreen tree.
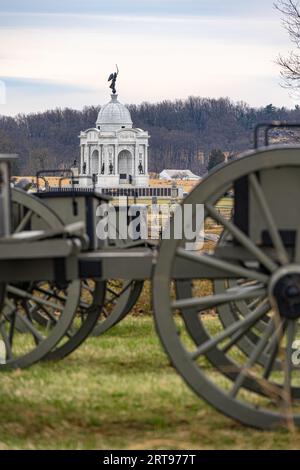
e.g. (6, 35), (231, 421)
(208, 149), (225, 172)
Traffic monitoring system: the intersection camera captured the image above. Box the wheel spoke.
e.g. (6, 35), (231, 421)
(23, 300), (34, 324)
(105, 297), (118, 306)
(176, 247), (269, 284)
(205, 203), (277, 273)
(35, 286), (66, 303)
(249, 173), (289, 265)
(82, 280), (95, 293)
(7, 285), (64, 312)
(106, 287), (121, 298)
(229, 317), (275, 398)
(78, 299), (90, 309)
(38, 305), (59, 327)
(172, 286), (266, 311)
(102, 307), (110, 317)
(221, 301), (270, 353)
(190, 300), (269, 360)
(32, 304), (75, 338)
(8, 309), (17, 345)
(14, 210), (33, 233)
(263, 319), (287, 379)
(247, 296), (263, 310)
(107, 282), (131, 299)
(15, 313), (45, 343)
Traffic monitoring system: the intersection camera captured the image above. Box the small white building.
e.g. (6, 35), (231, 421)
(79, 94), (149, 187)
(159, 169), (200, 181)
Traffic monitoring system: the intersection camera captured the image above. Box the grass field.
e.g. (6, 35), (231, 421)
(1, 313), (300, 450)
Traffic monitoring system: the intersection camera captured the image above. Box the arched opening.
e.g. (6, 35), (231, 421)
(91, 149), (99, 176)
(118, 150), (133, 184)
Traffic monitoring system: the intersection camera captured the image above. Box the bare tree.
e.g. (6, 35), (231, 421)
(275, 0), (300, 91)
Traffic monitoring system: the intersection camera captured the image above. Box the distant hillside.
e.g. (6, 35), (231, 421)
(1, 97), (300, 175)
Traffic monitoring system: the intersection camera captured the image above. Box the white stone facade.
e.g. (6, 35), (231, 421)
(79, 94), (149, 187)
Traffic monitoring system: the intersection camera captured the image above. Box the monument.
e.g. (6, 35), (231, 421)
(79, 68), (149, 188)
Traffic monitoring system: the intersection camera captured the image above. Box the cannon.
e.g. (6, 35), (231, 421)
(0, 155), (88, 369)
(1, 122), (300, 430)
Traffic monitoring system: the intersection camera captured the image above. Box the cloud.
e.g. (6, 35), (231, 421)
(0, 0), (295, 115)
(0, 0), (277, 17)
(0, 78), (100, 116)
(2, 76), (93, 93)
(0, 11), (289, 62)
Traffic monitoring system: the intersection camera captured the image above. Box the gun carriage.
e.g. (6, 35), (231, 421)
(2, 123), (300, 430)
(32, 181), (147, 360)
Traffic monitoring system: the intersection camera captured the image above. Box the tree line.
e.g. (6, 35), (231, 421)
(1, 97), (300, 176)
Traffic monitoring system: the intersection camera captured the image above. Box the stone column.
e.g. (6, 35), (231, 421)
(98, 146), (101, 175)
(114, 144), (118, 175)
(100, 145), (103, 174)
(80, 145), (85, 173)
(135, 144), (139, 176)
(110, 145), (115, 175)
(145, 144), (148, 174)
(87, 145), (91, 175)
(103, 145), (107, 174)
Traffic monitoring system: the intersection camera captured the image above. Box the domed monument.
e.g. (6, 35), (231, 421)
(79, 69), (149, 187)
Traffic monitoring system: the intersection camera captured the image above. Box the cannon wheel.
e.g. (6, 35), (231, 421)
(32, 279), (106, 361)
(38, 245), (145, 359)
(91, 279), (144, 337)
(202, 228), (279, 369)
(38, 279), (143, 361)
(214, 278), (279, 368)
(90, 236), (149, 337)
(177, 232), (276, 372)
(39, 279), (143, 361)
(0, 189), (81, 370)
(154, 148), (300, 429)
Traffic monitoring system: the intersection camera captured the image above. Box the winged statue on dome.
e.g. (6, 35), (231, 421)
(108, 65), (119, 94)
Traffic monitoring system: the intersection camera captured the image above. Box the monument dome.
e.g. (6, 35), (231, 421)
(96, 94), (133, 131)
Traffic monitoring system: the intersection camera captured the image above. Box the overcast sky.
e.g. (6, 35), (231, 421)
(0, 0), (296, 115)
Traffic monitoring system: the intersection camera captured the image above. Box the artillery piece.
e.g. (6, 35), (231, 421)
(2, 123), (300, 430)
(0, 154), (87, 369)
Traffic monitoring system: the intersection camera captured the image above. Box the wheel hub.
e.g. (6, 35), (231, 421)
(271, 270), (300, 320)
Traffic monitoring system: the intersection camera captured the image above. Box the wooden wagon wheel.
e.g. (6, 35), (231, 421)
(176, 230), (276, 371)
(214, 278), (278, 368)
(38, 278), (143, 361)
(40, 217), (145, 359)
(154, 148), (300, 429)
(206, 229), (280, 369)
(90, 232), (148, 337)
(0, 189), (81, 370)
(32, 279), (106, 361)
(33, 200), (146, 360)
(91, 279), (144, 337)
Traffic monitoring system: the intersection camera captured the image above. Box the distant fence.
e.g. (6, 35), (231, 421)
(47, 186), (177, 198)
(100, 187), (175, 198)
